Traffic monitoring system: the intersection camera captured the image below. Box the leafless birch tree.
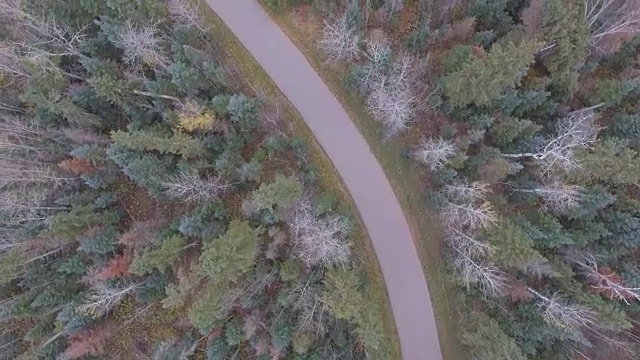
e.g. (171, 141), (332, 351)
(359, 34), (392, 88)
(585, 0), (640, 48)
(318, 13), (361, 63)
(115, 21), (169, 73)
(453, 246), (506, 296)
(516, 178), (585, 212)
(570, 252), (640, 305)
(77, 282), (140, 318)
(441, 182), (497, 230)
(167, 0), (207, 34)
(527, 287), (596, 332)
(288, 199), (351, 267)
(162, 172), (231, 203)
(446, 225), (493, 259)
(0, 2), (90, 83)
(0, 158), (72, 188)
(414, 137), (457, 171)
(365, 54), (418, 137)
(502, 105), (603, 174)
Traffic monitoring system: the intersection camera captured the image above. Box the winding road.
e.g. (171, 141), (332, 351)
(205, 1), (442, 359)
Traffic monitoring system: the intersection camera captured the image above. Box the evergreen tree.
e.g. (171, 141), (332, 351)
(319, 268), (364, 321)
(443, 39), (542, 107)
(572, 140), (640, 184)
(130, 235), (188, 275)
(253, 175), (304, 210)
(198, 220), (261, 281)
(461, 312), (527, 360)
(485, 218), (546, 268)
(540, 0), (588, 98)
(111, 129), (204, 158)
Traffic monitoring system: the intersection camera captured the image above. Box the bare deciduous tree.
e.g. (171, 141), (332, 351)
(0, 158), (72, 188)
(446, 225), (493, 259)
(571, 252), (640, 304)
(162, 172), (231, 203)
(528, 287), (596, 332)
(365, 54), (418, 137)
(516, 178), (584, 212)
(503, 105), (603, 174)
(441, 182), (497, 230)
(77, 282), (139, 318)
(453, 246), (506, 296)
(115, 21), (169, 72)
(358, 33), (392, 88)
(414, 137), (456, 171)
(318, 13), (361, 63)
(288, 199), (351, 267)
(167, 0), (207, 34)
(585, 0), (640, 48)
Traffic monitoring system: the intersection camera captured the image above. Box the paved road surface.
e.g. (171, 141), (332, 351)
(204, 1), (443, 359)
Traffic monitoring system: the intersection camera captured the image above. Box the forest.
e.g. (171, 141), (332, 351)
(264, 0), (640, 359)
(0, 0), (391, 359)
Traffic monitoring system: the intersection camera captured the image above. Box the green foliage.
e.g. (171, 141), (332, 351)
(564, 185), (616, 221)
(468, 0), (512, 30)
(130, 235), (188, 275)
(178, 202), (226, 240)
(485, 218), (545, 268)
(224, 317), (244, 346)
(89, 73), (136, 106)
(169, 61), (208, 96)
(111, 130), (204, 158)
(572, 140), (640, 184)
(206, 338), (229, 360)
(136, 270), (171, 303)
(541, 0), (588, 98)
(253, 175), (304, 210)
(228, 94), (259, 131)
(604, 34), (640, 70)
(443, 39), (541, 107)
(107, 145), (175, 195)
(189, 281), (231, 334)
(270, 317), (292, 352)
(79, 226), (118, 255)
(606, 113), (640, 143)
(58, 255), (89, 276)
(524, 214), (575, 248)
(489, 117), (542, 148)
(0, 248), (28, 285)
(498, 89), (557, 118)
(461, 312), (526, 360)
(319, 268), (364, 321)
(44, 205), (108, 239)
(442, 45), (474, 74)
(198, 220), (261, 280)
(278, 260), (302, 282)
(162, 267), (199, 309)
(588, 79), (638, 109)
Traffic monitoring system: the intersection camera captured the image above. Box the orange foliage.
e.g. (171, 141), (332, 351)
(91, 252), (133, 282)
(471, 45), (486, 59)
(506, 278), (534, 303)
(59, 158), (96, 175)
(61, 324), (112, 360)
